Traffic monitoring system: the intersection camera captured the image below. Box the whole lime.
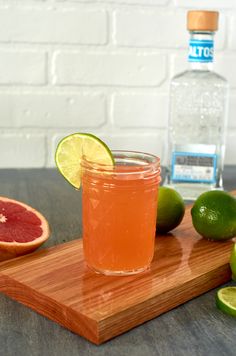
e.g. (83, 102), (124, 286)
(230, 243), (236, 280)
(156, 186), (185, 234)
(191, 190), (236, 241)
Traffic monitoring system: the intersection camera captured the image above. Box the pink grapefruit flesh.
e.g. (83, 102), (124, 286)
(0, 197), (50, 261)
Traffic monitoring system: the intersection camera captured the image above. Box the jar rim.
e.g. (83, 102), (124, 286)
(81, 150), (161, 175)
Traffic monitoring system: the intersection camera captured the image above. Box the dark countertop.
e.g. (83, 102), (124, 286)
(0, 167), (236, 356)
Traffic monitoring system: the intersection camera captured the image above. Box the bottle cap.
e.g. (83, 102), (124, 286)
(187, 10), (219, 31)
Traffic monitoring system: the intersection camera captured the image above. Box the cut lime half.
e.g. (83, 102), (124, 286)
(55, 133), (114, 189)
(216, 286), (236, 317)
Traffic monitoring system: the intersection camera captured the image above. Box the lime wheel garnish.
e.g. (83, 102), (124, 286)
(55, 133), (114, 189)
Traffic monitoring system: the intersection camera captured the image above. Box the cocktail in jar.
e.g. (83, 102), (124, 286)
(82, 151), (160, 275)
(55, 134), (161, 276)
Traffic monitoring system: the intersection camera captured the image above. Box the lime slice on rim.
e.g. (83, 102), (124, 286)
(216, 287), (236, 317)
(55, 133), (114, 189)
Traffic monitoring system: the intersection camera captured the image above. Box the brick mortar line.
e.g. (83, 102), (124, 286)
(0, 1), (174, 11)
(1, 129), (236, 135)
(0, 44), (233, 54)
(0, 88), (170, 93)
(0, 1), (234, 12)
(0, 86), (235, 93)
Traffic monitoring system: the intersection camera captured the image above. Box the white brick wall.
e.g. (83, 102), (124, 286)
(0, 92), (106, 127)
(0, 50), (46, 85)
(0, 134), (46, 168)
(0, 0), (235, 168)
(53, 51), (166, 86)
(0, 7), (107, 44)
(112, 92), (168, 128)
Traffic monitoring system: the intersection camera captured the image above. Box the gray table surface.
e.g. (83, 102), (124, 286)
(0, 167), (236, 356)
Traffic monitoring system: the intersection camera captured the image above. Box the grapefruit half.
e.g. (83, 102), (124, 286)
(0, 197), (50, 262)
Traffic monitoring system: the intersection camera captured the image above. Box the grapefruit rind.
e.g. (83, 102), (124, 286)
(0, 196), (50, 261)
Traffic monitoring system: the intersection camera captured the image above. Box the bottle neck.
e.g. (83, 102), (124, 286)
(188, 31), (215, 71)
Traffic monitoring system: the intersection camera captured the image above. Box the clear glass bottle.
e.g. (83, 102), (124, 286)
(165, 10), (229, 200)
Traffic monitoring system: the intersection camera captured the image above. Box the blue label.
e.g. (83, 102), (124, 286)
(171, 152), (217, 184)
(188, 39), (214, 63)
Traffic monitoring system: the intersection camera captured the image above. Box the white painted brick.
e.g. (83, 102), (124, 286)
(0, 0), (235, 168)
(69, 0), (168, 4)
(0, 7), (107, 44)
(0, 134), (45, 168)
(115, 10), (188, 48)
(170, 52), (188, 77)
(213, 54), (236, 88)
(103, 132), (167, 166)
(174, 0), (236, 9)
(101, 133), (165, 158)
(228, 93), (236, 128)
(171, 53), (236, 88)
(0, 92), (106, 128)
(116, 0), (168, 4)
(229, 15), (236, 50)
(112, 92), (168, 128)
(53, 51), (166, 86)
(0, 50), (46, 85)
(115, 10), (225, 49)
(225, 131), (236, 165)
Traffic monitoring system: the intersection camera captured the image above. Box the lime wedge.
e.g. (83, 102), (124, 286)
(216, 287), (236, 317)
(230, 243), (236, 281)
(55, 133), (114, 189)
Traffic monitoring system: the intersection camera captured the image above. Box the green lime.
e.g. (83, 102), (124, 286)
(216, 287), (236, 317)
(230, 243), (236, 281)
(191, 190), (236, 241)
(156, 186), (185, 234)
(55, 133), (114, 189)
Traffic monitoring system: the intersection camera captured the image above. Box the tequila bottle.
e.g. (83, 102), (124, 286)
(165, 10), (229, 200)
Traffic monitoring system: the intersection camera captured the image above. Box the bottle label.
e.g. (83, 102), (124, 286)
(188, 39), (214, 63)
(171, 152), (217, 183)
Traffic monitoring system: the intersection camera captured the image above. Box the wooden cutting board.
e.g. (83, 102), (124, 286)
(0, 200), (234, 345)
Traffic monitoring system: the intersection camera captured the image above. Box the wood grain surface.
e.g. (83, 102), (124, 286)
(0, 199), (234, 345)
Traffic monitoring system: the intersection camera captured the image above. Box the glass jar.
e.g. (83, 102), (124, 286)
(82, 151), (161, 276)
